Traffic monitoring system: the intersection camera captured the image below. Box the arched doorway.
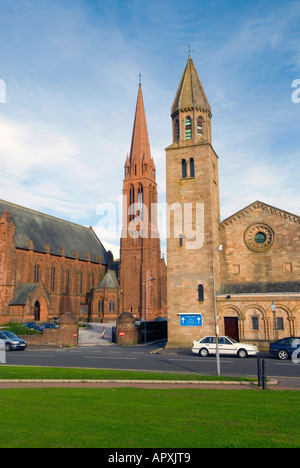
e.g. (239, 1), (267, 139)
(34, 301), (40, 321)
(33, 296), (48, 322)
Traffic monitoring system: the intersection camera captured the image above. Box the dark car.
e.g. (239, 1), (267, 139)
(23, 322), (40, 331)
(269, 337), (300, 360)
(0, 331), (27, 351)
(39, 323), (59, 332)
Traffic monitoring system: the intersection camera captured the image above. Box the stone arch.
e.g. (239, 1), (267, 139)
(30, 283), (51, 322)
(267, 304), (293, 340)
(243, 304), (267, 341)
(218, 305), (242, 338)
(292, 304), (300, 336)
(33, 296), (48, 322)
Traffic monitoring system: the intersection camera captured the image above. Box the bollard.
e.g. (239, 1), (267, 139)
(257, 357), (262, 386)
(262, 359), (267, 390)
(0, 340), (6, 364)
(102, 326), (105, 339)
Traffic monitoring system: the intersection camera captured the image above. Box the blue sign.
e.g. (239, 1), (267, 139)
(180, 314), (202, 327)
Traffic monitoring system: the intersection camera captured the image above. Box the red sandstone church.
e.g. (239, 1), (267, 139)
(0, 84), (167, 325)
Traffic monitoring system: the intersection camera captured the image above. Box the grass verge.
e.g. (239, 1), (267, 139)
(0, 387), (299, 448)
(0, 365), (255, 381)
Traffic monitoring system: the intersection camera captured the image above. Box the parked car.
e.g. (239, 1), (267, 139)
(39, 323), (59, 332)
(23, 322), (40, 331)
(192, 335), (259, 358)
(269, 337), (300, 360)
(0, 331), (27, 351)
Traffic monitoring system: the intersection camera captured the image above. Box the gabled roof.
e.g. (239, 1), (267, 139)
(171, 56), (211, 117)
(0, 199), (109, 264)
(220, 200), (300, 228)
(9, 283), (38, 305)
(98, 269), (119, 289)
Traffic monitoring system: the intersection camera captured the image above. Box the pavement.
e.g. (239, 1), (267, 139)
(78, 322), (116, 346)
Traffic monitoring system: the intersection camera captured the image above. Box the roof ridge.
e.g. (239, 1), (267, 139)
(220, 200), (300, 227)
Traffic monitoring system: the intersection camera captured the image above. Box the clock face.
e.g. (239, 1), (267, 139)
(244, 223), (274, 252)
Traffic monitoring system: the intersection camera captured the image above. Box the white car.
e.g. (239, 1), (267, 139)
(192, 336), (259, 359)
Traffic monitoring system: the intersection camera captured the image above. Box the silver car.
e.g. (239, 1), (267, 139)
(0, 331), (27, 351)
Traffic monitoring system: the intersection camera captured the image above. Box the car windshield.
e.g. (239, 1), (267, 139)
(3, 331), (18, 338)
(226, 336), (237, 343)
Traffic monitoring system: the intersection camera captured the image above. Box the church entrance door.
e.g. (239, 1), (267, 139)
(34, 301), (40, 321)
(224, 317), (239, 341)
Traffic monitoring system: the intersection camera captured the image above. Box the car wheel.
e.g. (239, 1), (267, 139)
(199, 347), (209, 357)
(237, 348), (248, 359)
(278, 349), (288, 360)
(5, 343), (12, 352)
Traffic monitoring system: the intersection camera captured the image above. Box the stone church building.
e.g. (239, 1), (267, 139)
(0, 82), (166, 326)
(166, 55), (300, 348)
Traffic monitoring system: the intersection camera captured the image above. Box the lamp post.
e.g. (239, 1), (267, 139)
(271, 300), (277, 341)
(143, 277), (155, 344)
(213, 244), (223, 376)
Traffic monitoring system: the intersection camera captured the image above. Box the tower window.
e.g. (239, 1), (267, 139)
(197, 117), (203, 136)
(175, 120), (180, 141)
(198, 284), (204, 301)
(185, 117), (192, 140)
(129, 185), (135, 221)
(138, 184), (143, 220)
(190, 158), (195, 177)
(181, 159), (187, 178)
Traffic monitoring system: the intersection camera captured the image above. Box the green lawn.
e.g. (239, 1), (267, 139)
(0, 387), (299, 448)
(0, 365), (254, 381)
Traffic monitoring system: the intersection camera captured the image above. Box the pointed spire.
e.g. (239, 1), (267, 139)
(171, 56), (211, 117)
(129, 84), (151, 166)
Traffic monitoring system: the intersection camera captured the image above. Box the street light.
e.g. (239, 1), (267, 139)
(271, 300), (277, 341)
(143, 277), (155, 343)
(213, 244), (223, 376)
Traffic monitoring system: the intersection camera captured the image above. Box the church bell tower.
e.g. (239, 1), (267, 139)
(166, 55), (221, 347)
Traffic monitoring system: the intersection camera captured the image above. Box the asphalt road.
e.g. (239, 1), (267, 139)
(3, 340), (300, 388)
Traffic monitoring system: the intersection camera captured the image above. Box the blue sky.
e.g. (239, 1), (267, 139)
(0, 0), (299, 258)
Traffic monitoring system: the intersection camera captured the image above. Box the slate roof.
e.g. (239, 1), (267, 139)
(220, 282), (300, 295)
(0, 199), (109, 265)
(9, 283), (38, 305)
(98, 269), (119, 289)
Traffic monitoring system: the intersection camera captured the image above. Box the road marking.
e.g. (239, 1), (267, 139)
(168, 358), (235, 363)
(83, 356), (137, 360)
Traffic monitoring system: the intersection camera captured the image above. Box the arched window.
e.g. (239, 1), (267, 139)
(80, 271), (83, 294)
(175, 119), (180, 141)
(138, 184), (143, 220)
(181, 159), (187, 178)
(66, 268), (70, 294)
(197, 117), (203, 136)
(34, 262), (40, 283)
(185, 116), (192, 140)
(109, 299), (115, 312)
(129, 185), (135, 221)
(51, 266), (56, 292)
(190, 158), (195, 177)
